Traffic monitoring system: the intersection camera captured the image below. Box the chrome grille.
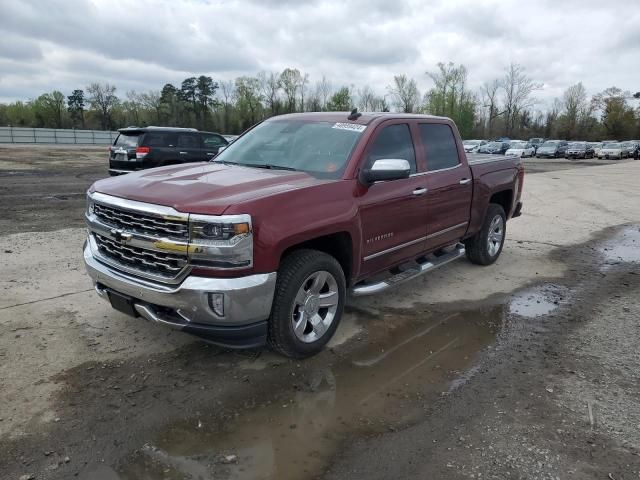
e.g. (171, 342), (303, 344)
(94, 234), (187, 278)
(93, 203), (188, 239)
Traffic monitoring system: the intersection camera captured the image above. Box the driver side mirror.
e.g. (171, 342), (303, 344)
(217, 145), (227, 153)
(360, 159), (411, 185)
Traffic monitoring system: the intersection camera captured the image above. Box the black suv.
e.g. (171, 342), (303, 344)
(108, 126), (228, 175)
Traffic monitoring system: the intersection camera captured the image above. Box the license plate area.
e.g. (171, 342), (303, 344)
(108, 290), (138, 317)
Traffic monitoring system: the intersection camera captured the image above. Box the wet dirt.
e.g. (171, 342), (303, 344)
(82, 305), (504, 480)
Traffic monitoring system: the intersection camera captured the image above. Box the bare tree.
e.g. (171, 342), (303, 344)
(298, 72), (310, 112)
(500, 63), (542, 137)
(387, 74), (420, 113)
(316, 75), (332, 111)
(219, 80), (235, 132)
(481, 79), (501, 137)
(86, 83), (119, 130)
(280, 68), (302, 113)
(357, 85), (378, 111)
(257, 71), (281, 116)
(140, 90), (162, 124)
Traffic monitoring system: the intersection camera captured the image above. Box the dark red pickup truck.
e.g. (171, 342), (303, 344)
(84, 112), (524, 358)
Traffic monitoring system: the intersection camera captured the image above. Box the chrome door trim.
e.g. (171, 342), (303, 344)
(363, 236), (427, 261)
(410, 163), (462, 177)
(426, 222), (469, 239)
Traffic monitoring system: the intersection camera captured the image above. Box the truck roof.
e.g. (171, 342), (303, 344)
(272, 112), (451, 126)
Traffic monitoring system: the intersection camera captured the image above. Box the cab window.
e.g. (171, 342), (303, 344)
(366, 124), (417, 174)
(418, 123), (460, 171)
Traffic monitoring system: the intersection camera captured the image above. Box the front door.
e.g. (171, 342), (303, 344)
(358, 122), (429, 278)
(416, 122), (473, 250)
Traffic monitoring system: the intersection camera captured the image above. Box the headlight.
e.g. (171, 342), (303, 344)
(188, 214), (253, 269)
(86, 194), (95, 216)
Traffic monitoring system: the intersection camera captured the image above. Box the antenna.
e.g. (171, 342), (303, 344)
(348, 108), (362, 121)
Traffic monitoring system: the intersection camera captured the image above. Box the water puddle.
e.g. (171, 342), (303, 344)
(112, 305), (504, 480)
(508, 284), (569, 318)
(600, 226), (640, 264)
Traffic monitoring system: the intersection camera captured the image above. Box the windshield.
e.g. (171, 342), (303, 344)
(569, 142), (586, 149)
(463, 140), (482, 146)
(509, 141), (526, 149)
(541, 141), (559, 147)
(485, 142), (502, 148)
(213, 120), (364, 178)
(604, 143), (620, 148)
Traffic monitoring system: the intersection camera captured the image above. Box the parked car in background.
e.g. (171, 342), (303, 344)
(598, 142), (626, 159)
(628, 141), (640, 159)
(477, 141), (510, 155)
(535, 140), (568, 158)
(619, 141), (636, 158)
(588, 142), (603, 157)
(528, 138), (544, 153)
(84, 112), (524, 358)
(462, 139), (487, 153)
(505, 140), (535, 158)
(463, 139), (487, 153)
(108, 126), (229, 175)
(565, 142), (595, 159)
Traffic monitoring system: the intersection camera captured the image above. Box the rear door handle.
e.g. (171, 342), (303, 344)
(459, 178), (472, 185)
(412, 187), (427, 196)
(179, 151), (188, 155)
(206, 152), (215, 156)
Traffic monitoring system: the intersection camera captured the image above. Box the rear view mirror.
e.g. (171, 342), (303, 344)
(361, 158), (411, 185)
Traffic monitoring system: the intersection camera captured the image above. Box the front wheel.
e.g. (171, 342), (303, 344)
(465, 204), (507, 266)
(268, 249), (346, 358)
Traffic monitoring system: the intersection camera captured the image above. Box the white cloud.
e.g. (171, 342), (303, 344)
(0, 0), (639, 108)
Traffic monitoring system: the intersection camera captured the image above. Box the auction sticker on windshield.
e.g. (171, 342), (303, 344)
(332, 123), (366, 132)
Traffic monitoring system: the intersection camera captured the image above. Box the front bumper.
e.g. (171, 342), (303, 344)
(83, 239), (277, 348)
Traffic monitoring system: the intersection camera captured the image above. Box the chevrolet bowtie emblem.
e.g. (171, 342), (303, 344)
(111, 229), (133, 243)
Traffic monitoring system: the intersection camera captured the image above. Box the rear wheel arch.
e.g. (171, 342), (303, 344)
(488, 189), (514, 218)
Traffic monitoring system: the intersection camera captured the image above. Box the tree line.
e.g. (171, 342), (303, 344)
(1, 64), (639, 140)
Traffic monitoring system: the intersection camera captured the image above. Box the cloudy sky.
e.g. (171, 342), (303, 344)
(1, 0), (639, 110)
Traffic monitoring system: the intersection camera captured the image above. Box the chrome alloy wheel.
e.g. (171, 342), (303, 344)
(291, 270), (339, 343)
(487, 215), (504, 257)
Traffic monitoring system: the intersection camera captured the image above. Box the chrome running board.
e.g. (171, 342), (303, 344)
(351, 243), (466, 297)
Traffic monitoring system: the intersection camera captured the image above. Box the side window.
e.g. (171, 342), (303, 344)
(366, 124), (416, 174)
(177, 133), (200, 148)
(202, 134), (226, 148)
(418, 123), (460, 171)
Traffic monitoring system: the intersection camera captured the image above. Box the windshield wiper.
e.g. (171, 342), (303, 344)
(246, 163), (298, 171)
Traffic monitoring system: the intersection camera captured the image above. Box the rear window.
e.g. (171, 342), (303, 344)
(114, 134), (139, 148)
(419, 123), (460, 171)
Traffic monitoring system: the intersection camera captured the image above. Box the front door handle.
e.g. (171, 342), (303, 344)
(412, 187), (427, 196)
(206, 152), (215, 156)
(459, 178), (472, 185)
(179, 151), (188, 155)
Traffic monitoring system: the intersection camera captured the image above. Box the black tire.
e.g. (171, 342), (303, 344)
(268, 249), (346, 359)
(464, 204), (507, 266)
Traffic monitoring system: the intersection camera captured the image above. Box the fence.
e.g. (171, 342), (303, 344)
(0, 127), (118, 145)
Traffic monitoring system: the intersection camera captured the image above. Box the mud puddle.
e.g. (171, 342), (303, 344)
(105, 305), (504, 480)
(600, 225), (640, 264)
(508, 283), (569, 318)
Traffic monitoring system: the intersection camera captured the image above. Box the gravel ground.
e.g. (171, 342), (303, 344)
(0, 145), (638, 480)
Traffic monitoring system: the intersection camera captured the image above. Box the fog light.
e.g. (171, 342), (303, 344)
(208, 293), (224, 317)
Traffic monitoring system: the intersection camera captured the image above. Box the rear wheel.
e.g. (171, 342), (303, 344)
(268, 249), (346, 358)
(465, 204), (507, 266)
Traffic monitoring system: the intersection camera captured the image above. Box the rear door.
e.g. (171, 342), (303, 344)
(176, 132), (203, 164)
(357, 121), (429, 278)
(417, 122), (473, 250)
(200, 133), (228, 160)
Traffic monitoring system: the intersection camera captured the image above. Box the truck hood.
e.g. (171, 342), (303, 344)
(91, 162), (333, 215)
